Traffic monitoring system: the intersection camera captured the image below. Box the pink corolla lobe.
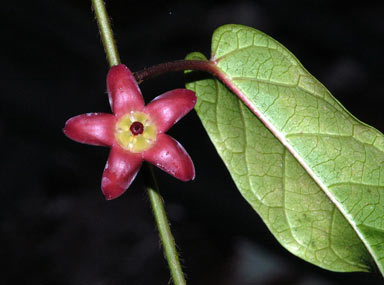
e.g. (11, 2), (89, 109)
(63, 64), (196, 200)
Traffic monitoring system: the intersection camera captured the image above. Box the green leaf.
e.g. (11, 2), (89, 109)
(186, 24), (384, 274)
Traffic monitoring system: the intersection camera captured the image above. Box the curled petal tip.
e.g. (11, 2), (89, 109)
(145, 89), (197, 133)
(144, 134), (195, 182)
(101, 146), (142, 200)
(101, 176), (125, 200)
(63, 113), (115, 146)
(176, 159), (195, 182)
(107, 64), (144, 115)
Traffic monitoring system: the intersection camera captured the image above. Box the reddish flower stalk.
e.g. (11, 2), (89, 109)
(64, 64), (196, 200)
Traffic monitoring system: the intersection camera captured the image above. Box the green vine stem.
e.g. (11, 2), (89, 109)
(91, 1), (186, 284)
(91, 0), (120, 67)
(144, 164), (186, 285)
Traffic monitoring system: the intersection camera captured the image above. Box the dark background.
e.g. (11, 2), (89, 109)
(1, 1), (384, 284)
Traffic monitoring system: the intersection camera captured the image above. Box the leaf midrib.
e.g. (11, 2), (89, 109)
(210, 61), (380, 272)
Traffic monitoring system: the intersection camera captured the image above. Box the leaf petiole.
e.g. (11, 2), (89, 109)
(134, 59), (218, 83)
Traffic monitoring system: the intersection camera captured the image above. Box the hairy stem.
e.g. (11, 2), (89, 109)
(91, 0), (120, 67)
(91, 1), (186, 284)
(145, 164), (186, 285)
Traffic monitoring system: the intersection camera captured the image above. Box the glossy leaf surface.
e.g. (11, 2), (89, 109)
(186, 24), (384, 274)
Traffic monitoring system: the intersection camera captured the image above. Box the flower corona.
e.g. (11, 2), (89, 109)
(115, 111), (157, 152)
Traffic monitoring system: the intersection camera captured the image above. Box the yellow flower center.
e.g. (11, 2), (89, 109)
(115, 111), (157, 153)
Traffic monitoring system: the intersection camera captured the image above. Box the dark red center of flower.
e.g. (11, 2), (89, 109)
(130, 121), (144, 135)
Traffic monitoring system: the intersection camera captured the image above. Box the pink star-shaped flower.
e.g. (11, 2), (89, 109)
(63, 64), (196, 200)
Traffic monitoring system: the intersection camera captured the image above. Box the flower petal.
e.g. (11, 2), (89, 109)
(107, 64), (145, 116)
(144, 89), (196, 133)
(63, 113), (115, 146)
(102, 146), (142, 200)
(144, 134), (195, 181)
